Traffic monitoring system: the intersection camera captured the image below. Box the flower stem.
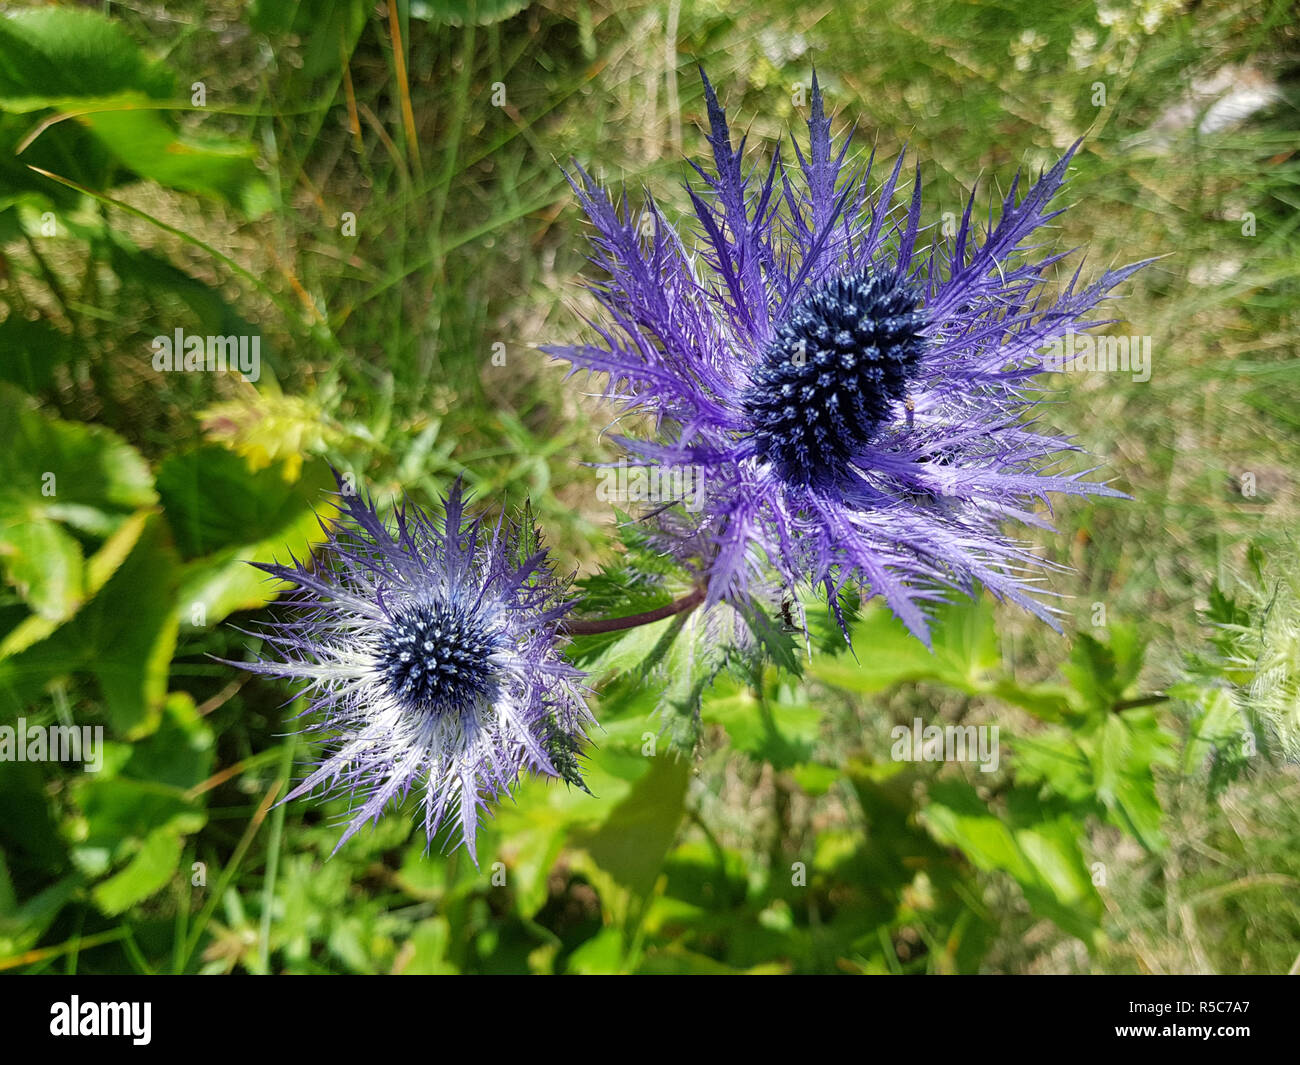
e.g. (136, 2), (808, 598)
(1111, 693), (1169, 712)
(563, 585), (707, 636)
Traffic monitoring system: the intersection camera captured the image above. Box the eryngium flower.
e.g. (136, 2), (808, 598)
(235, 477), (592, 861)
(547, 73), (1148, 643)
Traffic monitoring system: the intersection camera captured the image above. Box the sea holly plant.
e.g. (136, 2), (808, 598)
(545, 72), (1151, 643)
(231, 73), (1162, 863)
(230, 476), (593, 862)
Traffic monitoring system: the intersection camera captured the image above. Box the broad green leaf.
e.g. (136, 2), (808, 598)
(0, 384), (155, 622)
(157, 448), (335, 628)
(1012, 708), (1175, 851)
(790, 762), (840, 795)
(0, 517), (82, 621)
(79, 108), (272, 216)
(0, 511), (178, 737)
(1010, 730), (1097, 805)
(0, 855), (76, 957)
(394, 918), (457, 975)
(121, 692), (214, 792)
(564, 926), (624, 975)
(701, 676), (821, 770)
(90, 826), (183, 916)
(567, 613), (676, 676)
(922, 779), (1103, 946)
(1090, 709), (1176, 850)
(69, 777), (205, 867)
(809, 594), (998, 695)
(574, 753), (690, 900)
(489, 740), (657, 917)
(0, 762), (63, 871)
(0, 507), (151, 657)
(0, 8), (270, 215)
(0, 10), (170, 106)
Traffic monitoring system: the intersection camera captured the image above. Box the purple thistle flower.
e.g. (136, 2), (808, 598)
(233, 476), (592, 862)
(546, 72), (1150, 644)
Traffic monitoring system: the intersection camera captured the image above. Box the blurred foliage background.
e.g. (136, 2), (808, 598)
(0, 0), (1298, 974)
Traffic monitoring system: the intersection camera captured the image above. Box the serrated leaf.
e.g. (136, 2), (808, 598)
(0, 518), (83, 621)
(0, 507), (151, 658)
(1061, 624), (1145, 715)
(738, 598), (803, 675)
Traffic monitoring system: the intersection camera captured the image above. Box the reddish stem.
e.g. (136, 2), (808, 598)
(563, 585), (707, 636)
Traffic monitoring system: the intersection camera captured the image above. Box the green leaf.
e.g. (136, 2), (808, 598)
(79, 107), (272, 217)
(790, 762), (840, 796)
(574, 754), (690, 900)
(1179, 684), (1251, 786)
(809, 594), (998, 696)
(0, 384), (155, 622)
(0, 8), (270, 215)
(701, 676), (822, 770)
(564, 926), (624, 975)
(922, 779), (1103, 946)
(0, 854), (76, 956)
(1012, 707), (1176, 852)
(0, 317), (74, 394)
(395, 918), (457, 975)
(0, 517), (83, 621)
(1061, 624), (1145, 715)
(0, 10), (171, 106)
(90, 826), (184, 917)
(0, 511), (179, 737)
(1090, 709), (1176, 850)
(1010, 731), (1097, 806)
(737, 598), (803, 676)
(488, 740), (658, 918)
(70, 778), (205, 864)
(157, 448), (335, 628)
(0, 507), (151, 657)
(122, 691), (214, 792)
(566, 612), (676, 676)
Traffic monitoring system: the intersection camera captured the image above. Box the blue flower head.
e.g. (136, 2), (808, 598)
(547, 72), (1149, 644)
(236, 476), (592, 861)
